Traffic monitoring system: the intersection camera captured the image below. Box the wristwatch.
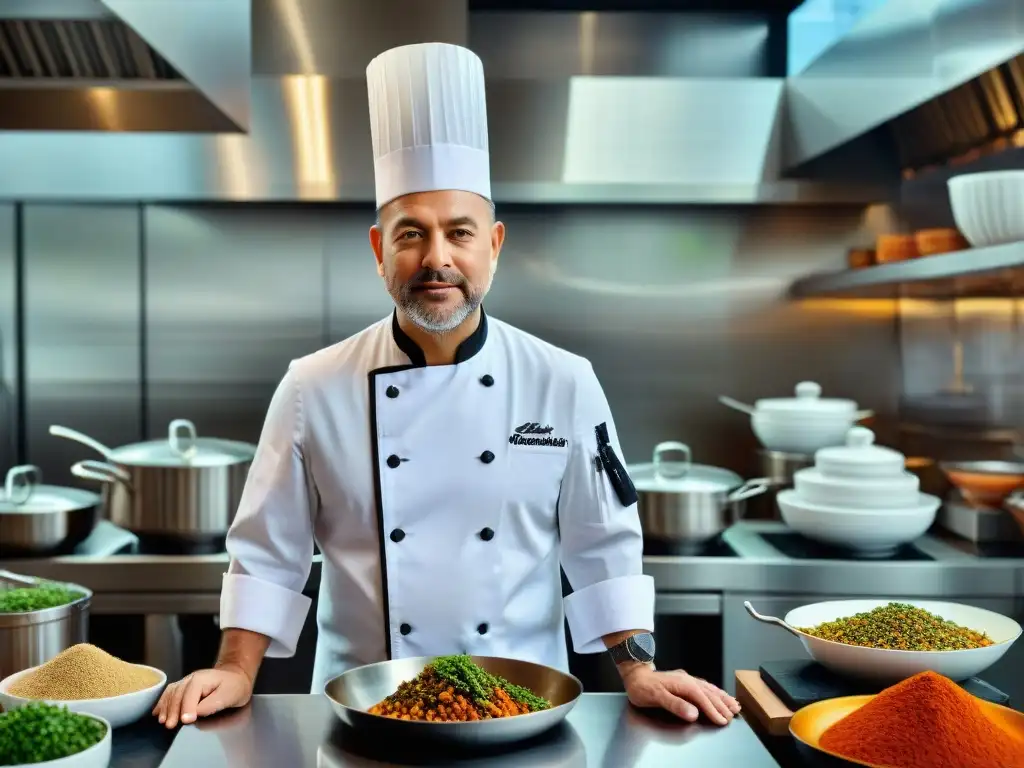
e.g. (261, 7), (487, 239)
(608, 633), (656, 665)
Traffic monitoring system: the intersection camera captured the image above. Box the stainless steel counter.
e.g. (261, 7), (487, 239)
(136, 693), (781, 768)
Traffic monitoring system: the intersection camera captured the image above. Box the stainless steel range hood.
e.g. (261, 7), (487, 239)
(0, 0), (886, 204)
(784, 0), (1024, 175)
(0, 0), (250, 131)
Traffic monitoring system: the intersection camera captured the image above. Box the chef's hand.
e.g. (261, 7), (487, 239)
(152, 665), (253, 729)
(621, 665), (740, 726)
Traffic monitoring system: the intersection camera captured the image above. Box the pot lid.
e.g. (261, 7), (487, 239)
(754, 382), (857, 415)
(628, 441), (743, 493)
(0, 465), (99, 514)
(814, 427), (904, 473)
(111, 420), (256, 467)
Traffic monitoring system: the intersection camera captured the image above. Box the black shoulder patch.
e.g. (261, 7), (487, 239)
(594, 423), (638, 507)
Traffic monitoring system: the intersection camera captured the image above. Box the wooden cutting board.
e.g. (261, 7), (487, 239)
(735, 670), (794, 737)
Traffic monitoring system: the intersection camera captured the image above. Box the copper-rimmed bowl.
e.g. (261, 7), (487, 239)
(939, 460), (1024, 508)
(322, 656), (583, 747)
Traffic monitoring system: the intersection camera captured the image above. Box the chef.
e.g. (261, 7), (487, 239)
(154, 42), (739, 730)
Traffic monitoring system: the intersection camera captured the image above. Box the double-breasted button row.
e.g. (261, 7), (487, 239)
(390, 528), (492, 543)
(480, 450), (495, 464)
(386, 385), (399, 399)
(386, 454), (401, 469)
(397, 623), (486, 638)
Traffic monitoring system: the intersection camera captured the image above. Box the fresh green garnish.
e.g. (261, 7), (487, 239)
(431, 655), (551, 712)
(0, 702), (106, 765)
(0, 584), (85, 613)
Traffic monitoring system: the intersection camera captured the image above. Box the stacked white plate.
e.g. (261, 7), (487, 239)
(776, 426), (941, 556)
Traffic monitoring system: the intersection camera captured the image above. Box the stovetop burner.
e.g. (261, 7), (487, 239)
(760, 532), (934, 562)
(643, 536), (737, 557)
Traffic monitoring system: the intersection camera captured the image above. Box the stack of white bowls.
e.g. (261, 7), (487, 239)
(746, 382), (869, 455)
(776, 426), (941, 556)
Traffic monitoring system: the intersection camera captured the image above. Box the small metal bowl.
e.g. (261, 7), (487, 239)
(322, 656), (583, 747)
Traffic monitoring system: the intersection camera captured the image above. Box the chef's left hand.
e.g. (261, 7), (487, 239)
(621, 665), (740, 726)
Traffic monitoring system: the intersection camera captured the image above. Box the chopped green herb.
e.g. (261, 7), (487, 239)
(0, 702), (106, 765)
(0, 583), (85, 613)
(432, 654), (551, 712)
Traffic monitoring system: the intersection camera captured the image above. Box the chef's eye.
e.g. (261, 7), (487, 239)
(451, 229), (472, 240)
(399, 230), (421, 240)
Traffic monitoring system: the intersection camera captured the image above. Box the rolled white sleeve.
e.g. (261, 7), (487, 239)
(559, 361), (654, 654)
(220, 363), (317, 658)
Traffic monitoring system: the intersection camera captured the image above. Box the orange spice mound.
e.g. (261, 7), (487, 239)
(819, 671), (1024, 768)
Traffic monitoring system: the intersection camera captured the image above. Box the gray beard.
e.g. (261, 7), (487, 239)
(397, 291), (482, 334)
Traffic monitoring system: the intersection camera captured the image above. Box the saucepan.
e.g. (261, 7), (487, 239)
(627, 442), (768, 552)
(0, 465), (101, 555)
(50, 420), (256, 547)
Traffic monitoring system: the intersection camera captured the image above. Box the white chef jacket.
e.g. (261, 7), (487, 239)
(219, 309), (655, 693)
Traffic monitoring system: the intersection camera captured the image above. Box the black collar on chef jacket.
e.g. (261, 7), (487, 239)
(390, 307), (488, 367)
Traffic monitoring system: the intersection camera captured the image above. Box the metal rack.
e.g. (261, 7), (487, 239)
(788, 241), (1024, 300)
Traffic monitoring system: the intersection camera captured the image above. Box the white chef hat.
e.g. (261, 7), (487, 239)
(366, 42), (491, 210)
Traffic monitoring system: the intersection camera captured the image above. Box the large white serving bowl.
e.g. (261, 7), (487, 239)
(751, 413), (853, 454)
(776, 489), (939, 556)
(1, 711), (111, 768)
(947, 170), (1024, 247)
(751, 599), (1022, 683)
(0, 664), (166, 729)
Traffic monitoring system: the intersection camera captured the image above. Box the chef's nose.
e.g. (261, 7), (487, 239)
(421, 229), (451, 270)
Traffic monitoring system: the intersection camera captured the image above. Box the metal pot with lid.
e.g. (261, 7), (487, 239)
(0, 465), (101, 555)
(628, 442), (768, 551)
(50, 419), (256, 549)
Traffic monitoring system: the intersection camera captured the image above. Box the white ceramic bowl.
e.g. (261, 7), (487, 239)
(751, 413), (854, 454)
(948, 170), (1024, 247)
(0, 664), (166, 729)
(776, 489), (940, 556)
(1, 711), (111, 768)
(780, 599), (1022, 682)
(792, 467), (919, 509)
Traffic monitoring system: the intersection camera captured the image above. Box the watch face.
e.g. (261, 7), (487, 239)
(628, 633), (655, 662)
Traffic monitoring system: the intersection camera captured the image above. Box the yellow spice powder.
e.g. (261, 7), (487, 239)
(10, 643), (161, 700)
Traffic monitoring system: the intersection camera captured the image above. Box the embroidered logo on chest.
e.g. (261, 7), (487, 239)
(508, 421), (568, 448)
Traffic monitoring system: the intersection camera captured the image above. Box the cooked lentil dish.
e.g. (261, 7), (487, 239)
(369, 655), (552, 722)
(10, 644), (163, 701)
(799, 603), (995, 651)
(0, 702), (107, 766)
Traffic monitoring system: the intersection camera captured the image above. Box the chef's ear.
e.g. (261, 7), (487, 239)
(377, 262), (385, 277)
(369, 223), (386, 277)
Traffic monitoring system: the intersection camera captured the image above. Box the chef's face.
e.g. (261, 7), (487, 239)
(370, 190), (505, 334)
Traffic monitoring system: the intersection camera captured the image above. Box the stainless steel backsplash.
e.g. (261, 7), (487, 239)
(4, 203), (901, 484)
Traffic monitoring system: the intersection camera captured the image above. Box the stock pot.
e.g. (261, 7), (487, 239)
(628, 441), (768, 551)
(50, 419), (256, 548)
(0, 465), (101, 555)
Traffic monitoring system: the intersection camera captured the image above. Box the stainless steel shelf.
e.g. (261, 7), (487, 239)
(789, 241), (1024, 299)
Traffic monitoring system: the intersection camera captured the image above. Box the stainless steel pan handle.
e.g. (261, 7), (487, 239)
(71, 459), (132, 488)
(49, 425), (117, 461)
(727, 478), (770, 503)
(4, 464), (41, 506)
(743, 601), (804, 639)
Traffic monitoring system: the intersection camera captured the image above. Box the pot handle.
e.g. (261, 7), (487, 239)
(653, 441), (692, 479)
(168, 419), (198, 459)
(4, 465), (41, 506)
(71, 459), (132, 487)
(727, 477), (770, 504)
(48, 425), (117, 461)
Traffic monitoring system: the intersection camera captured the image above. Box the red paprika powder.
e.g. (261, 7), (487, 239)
(818, 671), (1024, 768)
